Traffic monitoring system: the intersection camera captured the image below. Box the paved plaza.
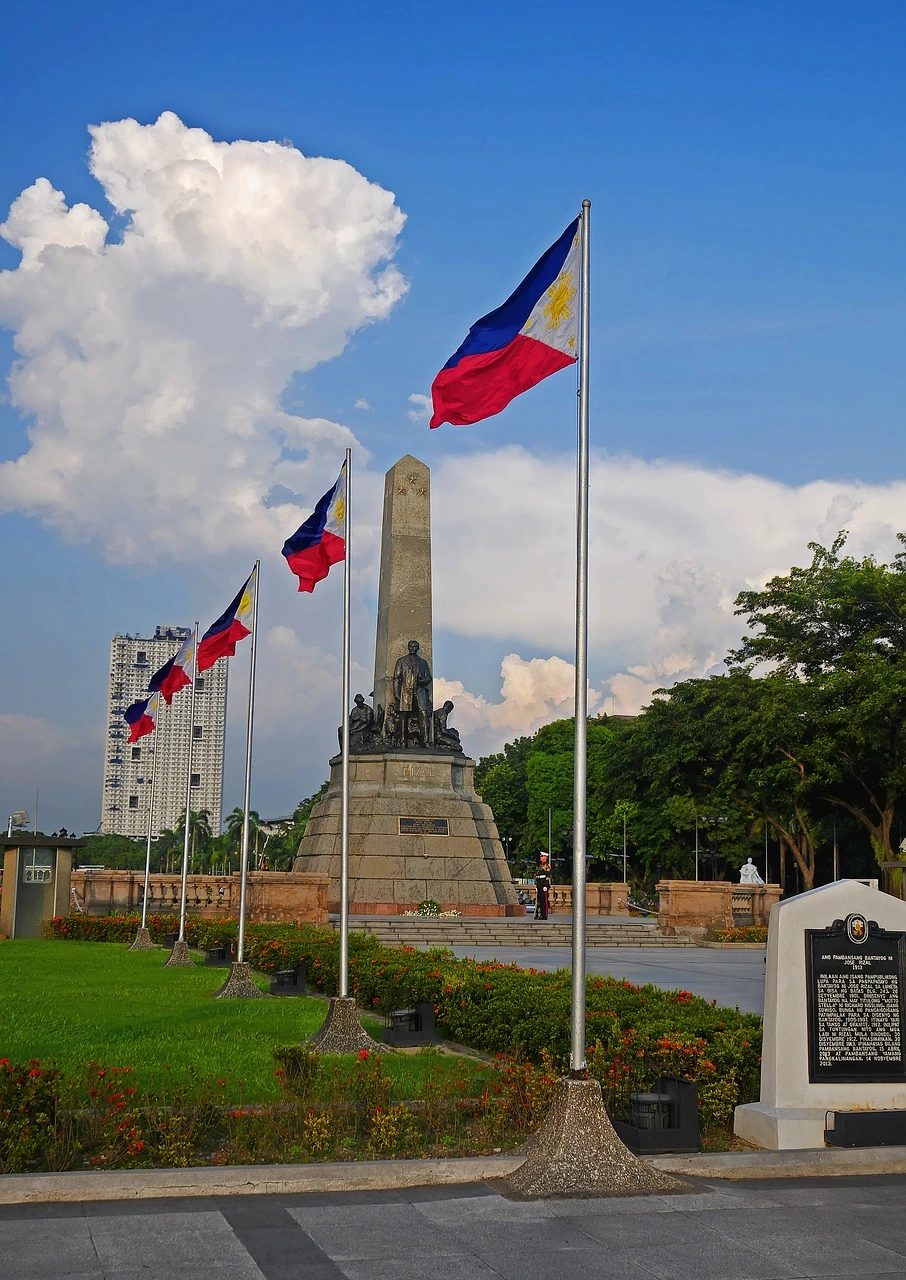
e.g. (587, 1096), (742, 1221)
(4, 1175), (906, 1280)
(450, 945), (767, 1015)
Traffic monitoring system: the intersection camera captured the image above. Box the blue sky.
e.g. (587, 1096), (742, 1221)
(2, 1), (905, 834)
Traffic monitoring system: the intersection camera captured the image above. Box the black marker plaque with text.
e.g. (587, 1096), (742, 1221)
(399, 817), (449, 836)
(805, 916), (906, 1085)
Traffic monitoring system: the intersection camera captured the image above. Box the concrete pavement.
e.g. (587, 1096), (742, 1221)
(450, 945), (767, 1015)
(4, 1174), (906, 1279)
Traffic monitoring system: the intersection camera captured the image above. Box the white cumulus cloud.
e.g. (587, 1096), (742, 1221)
(407, 392), (432, 422)
(431, 446), (906, 722)
(0, 111), (407, 564)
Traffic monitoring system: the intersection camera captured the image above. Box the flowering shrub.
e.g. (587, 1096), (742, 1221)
(0, 1051), (560, 1171)
(45, 914), (762, 1126)
(712, 926), (768, 943)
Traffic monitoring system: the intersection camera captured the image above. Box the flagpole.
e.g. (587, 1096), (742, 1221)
(339, 448), (352, 999)
(236, 562), (260, 966)
(570, 199), (591, 1076)
(129, 703), (159, 951)
(141, 711), (158, 928)
(167, 622), (198, 967)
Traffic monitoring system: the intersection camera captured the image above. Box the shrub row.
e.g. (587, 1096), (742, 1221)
(0, 1049), (554, 1174)
(712, 926), (768, 943)
(45, 914), (762, 1124)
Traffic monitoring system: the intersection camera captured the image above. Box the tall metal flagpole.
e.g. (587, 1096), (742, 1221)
(339, 449), (352, 999)
(236, 563), (260, 966)
(570, 199), (591, 1075)
(141, 713), (158, 929)
(129, 701), (160, 950)
(166, 623), (198, 966)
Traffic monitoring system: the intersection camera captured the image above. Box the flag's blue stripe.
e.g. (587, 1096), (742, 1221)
(202, 573), (252, 643)
(282, 481), (336, 557)
(441, 218), (579, 372)
(148, 656), (176, 693)
(124, 698), (150, 725)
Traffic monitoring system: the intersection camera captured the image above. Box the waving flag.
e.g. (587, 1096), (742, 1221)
(124, 693), (160, 743)
(148, 634), (193, 705)
(281, 465), (346, 593)
(430, 219), (580, 428)
(197, 566), (257, 672)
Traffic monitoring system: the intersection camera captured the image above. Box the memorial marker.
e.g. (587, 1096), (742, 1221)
(735, 880), (906, 1149)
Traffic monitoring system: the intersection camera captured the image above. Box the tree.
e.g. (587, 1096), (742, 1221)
(225, 806), (260, 847)
(732, 533), (906, 864)
(173, 808), (213, 872)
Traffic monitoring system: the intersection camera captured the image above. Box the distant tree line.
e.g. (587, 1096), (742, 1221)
(476, 534), (906, 891)
(75, 782), (328, 875)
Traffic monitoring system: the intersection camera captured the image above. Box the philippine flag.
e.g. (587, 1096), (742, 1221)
(197, 567), (257, 672)
(148, 635), (194, 705)
(281, 466), (346, 593)
(124, 693), (160, 743)
(430, 218), (580, 428)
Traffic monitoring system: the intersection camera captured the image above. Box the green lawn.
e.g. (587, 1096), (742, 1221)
(0, 940), (480, 1102)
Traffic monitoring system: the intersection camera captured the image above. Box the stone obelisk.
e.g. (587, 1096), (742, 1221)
(294, 455), (520, 917)
(372, 456), (432, 722)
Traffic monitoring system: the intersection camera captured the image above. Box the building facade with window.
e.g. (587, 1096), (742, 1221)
(101, 626), (228, 837)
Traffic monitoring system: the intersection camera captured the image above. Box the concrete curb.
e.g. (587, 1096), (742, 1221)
(650, 1145), (906, 1179)
(4, 1145), (906, 1204)
(0, 1156), (524, 1205)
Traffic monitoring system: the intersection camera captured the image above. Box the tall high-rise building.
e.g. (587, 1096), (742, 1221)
(101, 626), (228, 837)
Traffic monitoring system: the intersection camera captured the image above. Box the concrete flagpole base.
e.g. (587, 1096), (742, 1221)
(213, 961), (268, 999)
(164, 939), (193, 967)
(308, 996), (387, 1055)
(128, 927), (154, 951)
(501, 1077), (685, 1200)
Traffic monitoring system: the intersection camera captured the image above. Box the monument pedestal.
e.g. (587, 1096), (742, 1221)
(293, 750), (521, 915)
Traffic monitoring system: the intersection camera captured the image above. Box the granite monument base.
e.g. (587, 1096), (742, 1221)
(293, 751), (521, 915)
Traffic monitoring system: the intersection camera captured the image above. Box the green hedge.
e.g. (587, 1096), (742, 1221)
(46, 913), (762, 1123)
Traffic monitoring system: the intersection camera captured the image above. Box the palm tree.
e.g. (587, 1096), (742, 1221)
(174, 808), (213, 872)
(225, 806), (263, 865)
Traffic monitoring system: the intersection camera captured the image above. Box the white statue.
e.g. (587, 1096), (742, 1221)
(739, 857), (764, 885)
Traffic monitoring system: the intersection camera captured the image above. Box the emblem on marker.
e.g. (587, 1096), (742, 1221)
(846, 913), (867, 944)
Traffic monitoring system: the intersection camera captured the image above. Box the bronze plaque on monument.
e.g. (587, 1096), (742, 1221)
(399, 817), (449, 836)
(805, 914), (906, 1084)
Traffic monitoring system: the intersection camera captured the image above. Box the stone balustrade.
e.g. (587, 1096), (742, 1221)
(657, 879), (781, 938)
(521, 882), (630, 916)
(70, 869), (329, 925)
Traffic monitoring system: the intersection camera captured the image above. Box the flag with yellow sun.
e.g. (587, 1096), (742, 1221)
(430, 217), (580, 428)
(197, 565), (258, 672)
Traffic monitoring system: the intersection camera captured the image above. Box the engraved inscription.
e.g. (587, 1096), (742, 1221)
(397, 764), (440, 783)
(816, 972), (901, 1067)
(399, 817), (449, 836)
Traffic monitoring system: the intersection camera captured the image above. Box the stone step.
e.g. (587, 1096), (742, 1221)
(338, 917), (693, 948)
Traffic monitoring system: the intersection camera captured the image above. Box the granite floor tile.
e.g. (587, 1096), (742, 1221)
(87, 1210), (257, 1272)
(572, 1208), (725, 1248)
(414, 1193), (561, 1224)
(0, 1217), (102, 1278)
(445, 1244), (665, 1280)
(447, 1215), (604, 1256)
(336, 1255), (505, 1280)
(287, 1202), (469, 1262)
(626, 1237), (804, 1280)
(746, 1234), (906, 1277)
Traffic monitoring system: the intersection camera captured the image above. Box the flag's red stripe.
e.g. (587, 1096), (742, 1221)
(158, 665), (191, 705)
(197, 618), (251, 672)
(128, 714), (155, 743)
(285, 529), (346, 593)
(430, 333), (575, 428)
